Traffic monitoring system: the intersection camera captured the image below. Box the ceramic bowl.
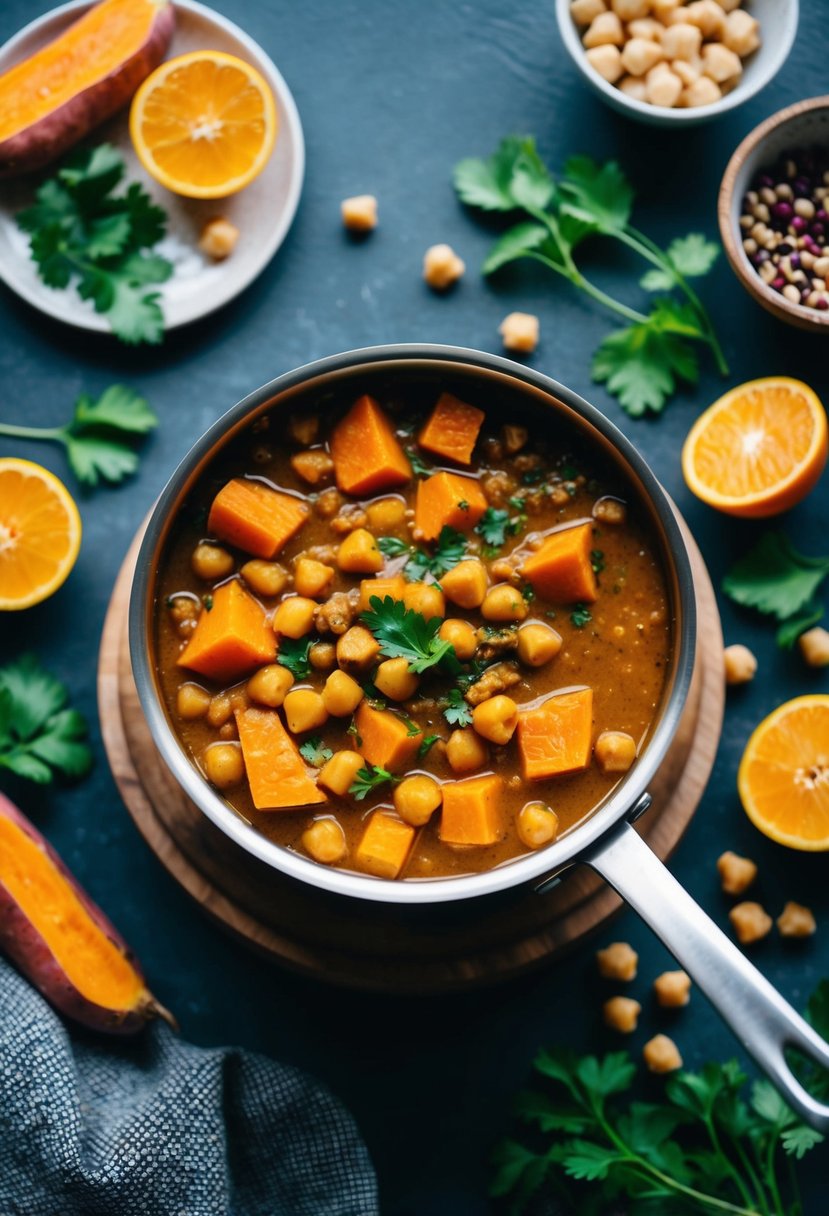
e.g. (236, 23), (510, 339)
(554, 0), (798, 127)
(718, 95), (829, 332)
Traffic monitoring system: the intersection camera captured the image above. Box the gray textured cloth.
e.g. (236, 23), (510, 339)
(0, 957), (378, 1216)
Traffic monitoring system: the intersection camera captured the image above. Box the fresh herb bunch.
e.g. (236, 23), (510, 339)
(276, 637), (314, 680)
(493, 981), (828, 1216)
(349, 765), (398, 800)
(17, 144), (173, 345)
(361, 595), (460, 675)
(0, 385), (157, 489)
(453, 138), (727, 416)
(0, 655), (92, 785)
(723, 532), (829, 647)
(378, 527), (468, 581)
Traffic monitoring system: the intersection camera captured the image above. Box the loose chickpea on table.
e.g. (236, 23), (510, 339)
(597, 941), (638, 981)
(603, 995), (641, 1033)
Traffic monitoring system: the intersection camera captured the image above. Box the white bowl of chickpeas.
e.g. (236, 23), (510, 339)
(555, 0), (798, 125)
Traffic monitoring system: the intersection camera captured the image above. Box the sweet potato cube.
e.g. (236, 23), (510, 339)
(521, 522), (597, 604)
(177, 579), (276, 683)
(355, 812), (415, 879)
(418, 393), (485, 465)
(330, 395), (412, 495)
(235, 706), (327, 810)
(358, 574), (406, 613)
(355, 702), (423, 771)
(439, 774), (504, 846)
(414, 471), (488, 542)
(208, 478), (309, 559)
(517, 688), (593, 781)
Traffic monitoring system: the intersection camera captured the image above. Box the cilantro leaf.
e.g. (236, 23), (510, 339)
(377, 536), (411, 559)
(723, 533), (829, 625)
(668, 233), (720, 278)
(277, 637), (314, 679)
(559, 155), (634, 232)
(417, 733), (441, 759)
(776, 601), (825, 649)
(591, 304), (701, 417)
(475, 507), (511, 547)
(299, 737), (334, 767)
(453, 136), (554, 213)
(0, 656), (92, 785)
(348, 766), (398, 801)
(404, 527), (467, 581)
(483, 222), (549, 275)
(361, 595), (457, 674)
(442, 687), (473, 727)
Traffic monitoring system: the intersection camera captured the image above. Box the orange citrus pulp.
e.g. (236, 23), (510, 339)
(0, 458), (81, 610)
(681, 377), (827, 517)
(129, 50), (277, 199)
(738, 695), (829, 851)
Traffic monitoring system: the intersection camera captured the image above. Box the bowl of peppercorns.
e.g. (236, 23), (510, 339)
(719, 96), (829, 331)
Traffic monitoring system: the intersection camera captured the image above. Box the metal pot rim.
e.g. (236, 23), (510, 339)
(129, 343), (696, 905)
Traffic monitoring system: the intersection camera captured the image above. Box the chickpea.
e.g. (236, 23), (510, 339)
(777, 902), (816, 939)
(240, 560), (288, 599)
(394, 775), (443, 826)
(517, 622), (562, 667)
(716, 851), (757, 896)
(366, 498), (406, 531)
(204, 742), (245, 789)
(472, 695), (519, 746)
(440, 559), (488, 609)
(318, 750), (365, 796)
(403, 582), (446, 619)
(611, 0), (649, 18)
(293, 558), (334, 600)
(290, 450), (334, 485)
(273, 596), (317, 638)
(654, 970), (691, 1008)
(701, 42), (741, 83)
(423, 243), (466, 291)
(596, 941), (638, 981)
(660, 21), (702, 60)
(587, 44), (623, 81)
(799, 627), (829, 668)
(246, 663), (294, 708)
(198, 217), (240, 259)
(439, 618), (478, 661)
(569, 0), (606, 24)
(722, 8), (760, 56)
(501, 424), (528, 454)
(445, 727), (489, 774)
(374, 657), (419, 702)
(628, 17), (664, 39)
(167, 594), (200, 630)
(603, 996), (641, 1034)
(191, 542), (234, 582)
(322, 669), (365, 717)
(592, 496), (626, 525)
(685, 0), (725, 37)
(517, 801), (559, 849)
(177, 683), (211, 720)
(341, 194), (378, 232)
(337, 528), (383, 574)
(336, 625), (380, 674)
(283, 688), (329, 734)
(724, 644), (757, 685)
(302, 817), (347, 865)
(315, 487), (343, 519)
(498, 312), (539, 354)
(481, 584), (528, 623)
(621, 37), (663, 76)
(583, 10), (624, 46)
(646, 63), (682, 107)
(681, 75), (721, 106)
(729, 901), (773, 945)
(643, 1034), (683, 1074)
(207, 692), (234, 728)
(309, 641), (337, 671)
(594, 731), (637, 775)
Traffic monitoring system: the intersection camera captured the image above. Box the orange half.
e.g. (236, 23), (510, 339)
(738, 695), (829, 851)
(681, 377), (827, 518)
(0, 458), (81, 610)
(129, 50), (277, 199)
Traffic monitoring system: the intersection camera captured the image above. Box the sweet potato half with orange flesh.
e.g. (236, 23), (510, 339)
(177, 578), (276, 683)
(418, 393), (485, 465)
(522, 522), (598, 604)
(330, 395), (412, 496)
(208, 478), (309, 560)
(235, 706), (327, 810)
(0, 792), (173, 1033)
(517, 688), (594, 781)
(0, 0), (174, 178)
(414, 471), (487, 541)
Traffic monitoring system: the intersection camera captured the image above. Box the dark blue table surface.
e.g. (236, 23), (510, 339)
(1, 1), (828, 1211)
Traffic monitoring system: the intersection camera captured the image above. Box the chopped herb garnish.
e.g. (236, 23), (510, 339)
(457, 499), (470, 511)
(409, 450), (432, 477)
(442, 687), (474, 728)
(570, 604), (592, 628)
(361, 681), (387, 709)
(591, 549), (605, 574)
(0, 654), (92, 785)
(202, 594), (213, 611)
(417, 734), (441, 759)
(349, 765), (399, 801)
(299, 737), (334, 767)
(508, 495), (526, 510)
(564, 481), (577, 497)
(475, 507), (523, 549)
(377, 536), (411, 558)
(361, 596), (459, 675)
(276, 637), (314, 679)
(521, 467), (545, 485)
(521, 584), (535, 602)
(560, 463), (579, 479)
(404, 526), (467, 581)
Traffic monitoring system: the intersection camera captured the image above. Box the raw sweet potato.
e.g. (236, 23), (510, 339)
(355, 811), (415, 879)
(0, 792), (173, 1034)
(0, 0), (174, 178)
(355, 702), (423, 771)
(177, 578), (276, 683)
(521, 522), (598, 604)
(235, 706), (327, 810)
(208, 478), (309, 559)
(414, 471), (488, 541)
(418, 393), (485, 465)
(439, 774), (503, 846)
(517, 688), (594, 780)
(330, 395), (412, 496)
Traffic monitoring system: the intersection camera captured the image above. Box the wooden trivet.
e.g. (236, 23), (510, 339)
(98, 525), (723, 993)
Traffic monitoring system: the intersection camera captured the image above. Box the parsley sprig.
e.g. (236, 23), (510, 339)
(0, 385), (157, 489)
(475, 507), (523, 550)
(454, 139), (727, 415)
(0, 655), (92, 785)
(17, 144), (173, 345)
(360, 596), (459, 675)
(442, 687), (473, 728)
(493, 980), (828, 1216)
(298, 737), (333, 767)
(723, 532), (829, 647)
(349, 765), (399, 800)
(378, 527), (467, 581)
(276, 637), (315, 679)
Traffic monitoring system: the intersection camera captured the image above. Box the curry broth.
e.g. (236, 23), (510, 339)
(155, 383), (671, 880)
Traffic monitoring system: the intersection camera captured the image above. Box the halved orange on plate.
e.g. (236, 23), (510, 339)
(130, 50), (278, 199)
(682, 377), (827, 517)
(0, 458), (81, 610)
(738, 695), (829, 851)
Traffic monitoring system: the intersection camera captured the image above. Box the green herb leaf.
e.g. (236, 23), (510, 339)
(475, 507), (516, 548)
(348, 765), (398, 801)
(570, 604), (592, 628)
(276, 637), (314, 680)
(442, 687), (473, 728)
(417, 733), (441, 758)
(453, 136), (554, 213)
(640, 236), (719, 293)
(408, 450), (432, 477)
(405, 526), (468, 581)
(723, 533), (829, 624)
(361, 595), (458, 675)
(591, 305), (701, 417)
(377, 536), (411, 559)
(299, 737), (334, 767)
(483, 222), (549, 275)
(591, 549), (605, 574)
(0, 655), (92, 785)
(559, 155), (634, 232)
(777, 601), (825, 649)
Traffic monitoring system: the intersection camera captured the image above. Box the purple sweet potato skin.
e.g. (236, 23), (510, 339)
(0, 1), (175, 178)
(0, 791), (161, 1034)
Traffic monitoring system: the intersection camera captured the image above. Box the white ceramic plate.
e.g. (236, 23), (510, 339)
(0, 0), (305, 332)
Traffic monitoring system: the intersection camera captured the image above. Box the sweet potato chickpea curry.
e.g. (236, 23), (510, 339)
(156, 388), (670, 881)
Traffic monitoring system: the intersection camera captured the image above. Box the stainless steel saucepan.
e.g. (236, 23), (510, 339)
(130, 345), (829, 1129)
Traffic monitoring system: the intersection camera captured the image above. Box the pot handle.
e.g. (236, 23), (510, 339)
(585, 817), (829, 1132)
